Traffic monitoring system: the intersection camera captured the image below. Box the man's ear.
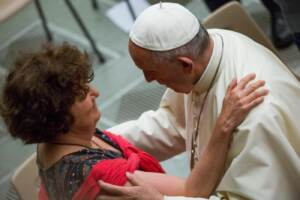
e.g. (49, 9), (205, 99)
(177, 56), (194, 74)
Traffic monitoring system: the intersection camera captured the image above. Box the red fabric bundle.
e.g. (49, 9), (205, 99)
(39, 131), (165, 200)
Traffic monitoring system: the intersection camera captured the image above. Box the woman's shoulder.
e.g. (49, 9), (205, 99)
(37, 143), (87, 170)
(40, 144), (123, 176)
(39, 148), (104, 199)
(43, 148), (100, 173)
(40, 147), (115, 172)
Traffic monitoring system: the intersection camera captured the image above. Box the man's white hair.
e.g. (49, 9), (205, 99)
(150, 24), (209, 64)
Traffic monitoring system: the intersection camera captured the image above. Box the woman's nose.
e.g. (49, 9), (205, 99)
(89, 85), (99, 97)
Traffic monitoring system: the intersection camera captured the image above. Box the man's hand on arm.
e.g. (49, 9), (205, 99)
(97, 172), (164, 200)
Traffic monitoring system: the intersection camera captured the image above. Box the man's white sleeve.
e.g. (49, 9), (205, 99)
(164, 195), (220, 200)
(108, 89), (187, 161)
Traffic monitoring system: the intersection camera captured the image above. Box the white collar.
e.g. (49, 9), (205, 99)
(193, 33), (223, 94)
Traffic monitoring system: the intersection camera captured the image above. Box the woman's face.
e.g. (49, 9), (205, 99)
(69, 85), (100, 131)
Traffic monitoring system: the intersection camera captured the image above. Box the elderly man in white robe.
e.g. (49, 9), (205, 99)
(98, 2), (300, 200)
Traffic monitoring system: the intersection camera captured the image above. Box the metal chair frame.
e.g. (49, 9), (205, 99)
(33, 0), (106, 63)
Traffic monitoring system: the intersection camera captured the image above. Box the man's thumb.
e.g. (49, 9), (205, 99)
(126, 172), (143, 186)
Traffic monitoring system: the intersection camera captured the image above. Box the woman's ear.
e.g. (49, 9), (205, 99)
(177, 56), (194, 74)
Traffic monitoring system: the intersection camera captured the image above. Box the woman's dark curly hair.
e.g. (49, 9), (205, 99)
(0, 43), (94, 144)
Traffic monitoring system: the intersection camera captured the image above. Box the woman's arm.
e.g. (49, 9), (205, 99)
(185, 73), (268, 197)
(126, 74), (268, 197)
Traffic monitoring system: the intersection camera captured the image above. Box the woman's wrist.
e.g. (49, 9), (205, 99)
(215, 116), (235, 137)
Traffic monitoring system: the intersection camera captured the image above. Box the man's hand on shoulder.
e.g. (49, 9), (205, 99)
(97, 172), (164, 200)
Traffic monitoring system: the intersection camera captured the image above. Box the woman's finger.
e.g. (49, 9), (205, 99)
(236, 73), (256, 90)
(243, 96), (266, 111)
(242, 89), (269, 105)
(225, 78), (237, 99)
(228, 78), (237, 92)
(241, 80), (266, 97)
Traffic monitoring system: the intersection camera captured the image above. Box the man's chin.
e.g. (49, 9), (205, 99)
(170, 87), (191, 94)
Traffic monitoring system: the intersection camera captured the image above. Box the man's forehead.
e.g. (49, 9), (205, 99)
(130, 43), (151, 59)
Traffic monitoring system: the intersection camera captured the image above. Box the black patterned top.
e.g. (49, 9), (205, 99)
(37, 129), (123, 200)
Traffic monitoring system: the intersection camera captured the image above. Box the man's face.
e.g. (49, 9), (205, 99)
(128, 41), (196, 93)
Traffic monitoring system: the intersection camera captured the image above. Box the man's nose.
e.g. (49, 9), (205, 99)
(144, 72), (154, 82)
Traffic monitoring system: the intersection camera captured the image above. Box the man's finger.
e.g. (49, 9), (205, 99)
(126, 172), (145, 187)
(96, 195), (122, 200)
(99, 181), (127, 195)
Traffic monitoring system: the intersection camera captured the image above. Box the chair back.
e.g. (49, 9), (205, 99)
(0, 0), (32, 22)
(202, 1), (277, 54)
(203, 2), (300, 81)
(12, 153), (39, 200)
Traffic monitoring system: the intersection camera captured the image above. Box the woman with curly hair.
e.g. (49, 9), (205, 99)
(0, 43), (267, 200)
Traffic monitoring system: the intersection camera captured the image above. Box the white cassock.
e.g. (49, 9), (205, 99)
(108, 29), (300, 200)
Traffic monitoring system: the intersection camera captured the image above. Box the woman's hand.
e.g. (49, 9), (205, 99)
(217, 73), (269, 134)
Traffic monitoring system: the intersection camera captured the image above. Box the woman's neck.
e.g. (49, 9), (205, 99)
(53, 127), (95, 147)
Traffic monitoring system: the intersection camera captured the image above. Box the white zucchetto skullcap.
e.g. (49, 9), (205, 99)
(129, 2), (200, 51)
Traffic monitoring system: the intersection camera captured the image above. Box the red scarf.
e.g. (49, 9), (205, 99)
(39, 131), (165, 200)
